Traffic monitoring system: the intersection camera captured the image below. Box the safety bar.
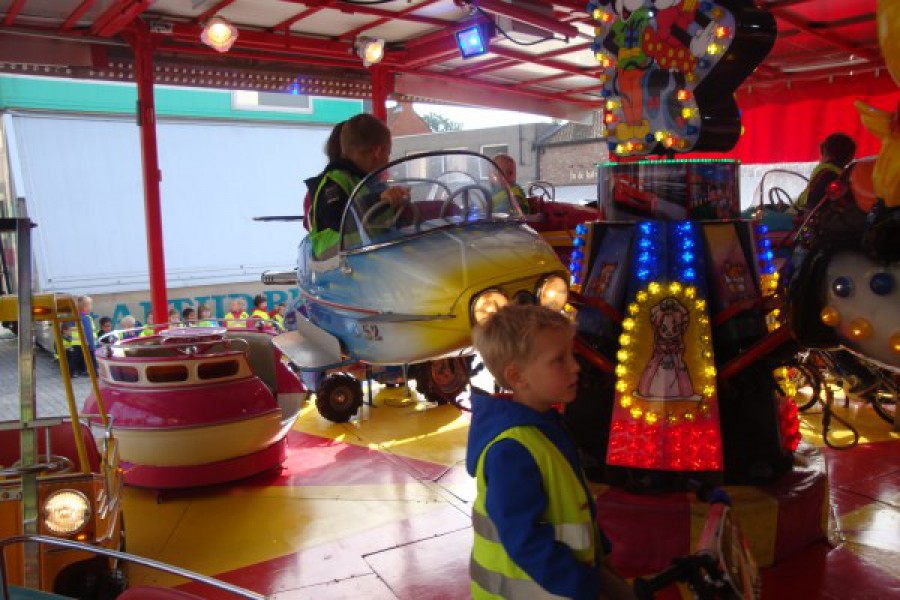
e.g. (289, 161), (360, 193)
(0, 535), (265, 600)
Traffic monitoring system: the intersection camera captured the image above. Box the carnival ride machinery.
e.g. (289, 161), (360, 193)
(267, 151), (570, 422)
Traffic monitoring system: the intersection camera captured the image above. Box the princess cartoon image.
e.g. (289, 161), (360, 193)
(636, 296), (700, 400)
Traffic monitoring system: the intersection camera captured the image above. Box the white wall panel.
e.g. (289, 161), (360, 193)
(11, 113), (329, 294)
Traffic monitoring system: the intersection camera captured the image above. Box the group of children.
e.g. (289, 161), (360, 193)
(58, 294), (288, 377)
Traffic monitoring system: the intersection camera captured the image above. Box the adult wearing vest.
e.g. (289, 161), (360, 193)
(796, 133), (857, 214)
(467, 391), (615, 599)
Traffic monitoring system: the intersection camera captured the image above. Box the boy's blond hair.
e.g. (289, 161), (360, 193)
(340, 113), (391, 155)
(472, 305), (574, 390)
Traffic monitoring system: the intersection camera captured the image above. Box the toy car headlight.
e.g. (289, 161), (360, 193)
(537, 275), (569, 311)
(43, 490), (91, 535)
(471, 289), (509, 324)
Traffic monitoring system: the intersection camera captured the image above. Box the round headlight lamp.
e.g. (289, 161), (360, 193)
(471, 289), (509, 324)
(43, 490), (91, 535)
(537, 275), (569, 311)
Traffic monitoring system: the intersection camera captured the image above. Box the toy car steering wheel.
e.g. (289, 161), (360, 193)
(766, 186), (795, 213)
(360, 197), (421, 230)
(439, 184), (494, 219)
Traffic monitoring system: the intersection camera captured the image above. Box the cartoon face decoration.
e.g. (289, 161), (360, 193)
(588, 0), (776, 157)
(637, 296), (699, 400)
(820, 250), (900, 369)
(723, 261), (747, 294)
(587, 262), (618, 297)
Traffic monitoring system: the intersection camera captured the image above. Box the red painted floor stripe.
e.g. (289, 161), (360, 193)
(236, 431), (451, 487)
(762, 542), (900, 599)
(824, 440), (900, 489)
(177, 505), (470, 598)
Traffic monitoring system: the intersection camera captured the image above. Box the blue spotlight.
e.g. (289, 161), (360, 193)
(456, 25), (488, 59)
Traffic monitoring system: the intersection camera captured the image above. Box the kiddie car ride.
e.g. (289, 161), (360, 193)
(82, 321), (306, 489)
(271, 151), (569, 422)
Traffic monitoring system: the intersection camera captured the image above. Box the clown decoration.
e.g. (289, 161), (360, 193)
(589, 0), (776, 158)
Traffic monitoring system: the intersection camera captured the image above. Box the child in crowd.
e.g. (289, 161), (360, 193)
(70, 295), (97, 376)
(491, 153), (530, 215)
(223, 299), (249, 328)
(59, 322), (79, 376)
(271, 302), (287, 330)
(119, 315), (138, 340)
(468, 305), (635, 600)
(182, 307), (197, 326)
(139, 313), (154, 337)
(196, 304), (217, 327)
(167, 308), (181, 327)
(797, 132), (857, 215)
(306, 113), (409, 259)
(250, 295), (269, 321)
(96, 316), (117, 345)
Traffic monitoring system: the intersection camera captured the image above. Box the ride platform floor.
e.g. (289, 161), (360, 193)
(117, 391), (900, 600)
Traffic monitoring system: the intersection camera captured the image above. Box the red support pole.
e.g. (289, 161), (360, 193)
(128, 24), (169, 325)
(370, 65), (390, 122)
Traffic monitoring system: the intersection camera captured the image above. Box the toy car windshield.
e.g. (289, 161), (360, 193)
(339, 151), (523, 253)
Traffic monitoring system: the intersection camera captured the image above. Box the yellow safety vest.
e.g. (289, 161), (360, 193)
(223, 311), (249, 328)
(68, 316), (97, 346)
(196, 320), (218, 328)
(273, 313), (285, 329)
(797, 162), (843, 210)
(471, 426), (597, 599)
(310, 169), (359, 259)
(139, 325), (154, 337)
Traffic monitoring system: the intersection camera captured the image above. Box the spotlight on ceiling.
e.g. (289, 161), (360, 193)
(456, 24), (489, 59)
(201, 16), (238, 53)
(356, 37), (385, 67)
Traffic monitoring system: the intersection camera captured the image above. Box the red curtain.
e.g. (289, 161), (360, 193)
(692, 70), (900, 165)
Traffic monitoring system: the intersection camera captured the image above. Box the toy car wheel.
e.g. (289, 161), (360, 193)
(316, 374), (363, 423)
(415, 358), (471, 405)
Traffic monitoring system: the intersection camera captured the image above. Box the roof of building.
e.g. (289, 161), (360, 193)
(535, 120), (603, 147)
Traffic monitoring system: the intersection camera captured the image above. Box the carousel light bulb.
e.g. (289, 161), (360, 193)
(617, 349), (630, 362)
(620, 395), (633, 408)
(648, 282), (661, 295)
(630, 406), (644, 420)
(628, 303), (640, 315)
(707, 43), (722, 55)
(890, 333), (900, 354)
(615, 364), (628, 377)
(848, 318), (873, 340)
(616, 380), (628, 392)
(695, 299), (706, 310)
(705, 366), (717, 378)
(703, 385), (715, 397)
(685, 287), (697, 298)
(619, 334), (632, 346)
(645, 411), (659, 425)
(683, 411), (695, 422)
(636, 291), (648, 302)
(820, 306), (841, 327)
(655, 130), (666, 141)
(715, 26), (729, 38)
(669, 282), (683, 294)
(622, 318), (635, 331)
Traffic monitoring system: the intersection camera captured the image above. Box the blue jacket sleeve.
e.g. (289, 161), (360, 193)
(484, 439), (601, 600)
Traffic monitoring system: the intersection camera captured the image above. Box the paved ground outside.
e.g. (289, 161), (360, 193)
(0, 328), (88, 421)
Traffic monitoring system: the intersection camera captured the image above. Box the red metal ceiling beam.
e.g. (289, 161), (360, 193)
(197, 0), (237, 24)
(550, 83), (605, 98)
(274, 0), (337, 31)
(488, 45), (597, 77)
(770, 7), (882, 64)
(281, 0), (451, 28)
(338, 0), (443, 41)
(92, 0), (151, 37)
(60, 0), (97, 32)
(397, 67), (596, 106)
(448, 41), (592, 77)
(2, 0), (27, 27)
(156, 42), (368, 72)
(520, 71), (577, 86)
(168, 22), (407, 66)
(475, 0), (579, 39)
